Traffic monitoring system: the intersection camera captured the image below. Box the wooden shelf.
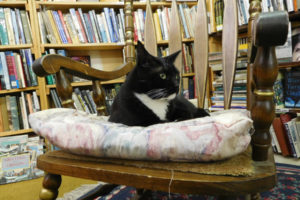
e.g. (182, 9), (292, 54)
(0, 86), (38, 95)
(209, 24), (248, 37)
(46, 79), (125, 89)
(41, 43), (125, 51)
(0, 44), (33, 50)
(0, 1), (26, 8)
(0, 129), (34, 137)
(36, 1), (197, 10)
(278, 61), (300, 69)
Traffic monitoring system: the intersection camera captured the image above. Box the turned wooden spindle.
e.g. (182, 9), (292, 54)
(247, 0), (262, 110)
(251, 11), (289, 161)
(124, 0), (135, 64)
(39, 173), (62, 200)
(56, 69), (74, 108)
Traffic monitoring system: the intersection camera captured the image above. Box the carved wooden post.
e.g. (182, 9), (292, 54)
(247, 0), (262, 110)
(39, 173), (62, 200)
(56, 69), (74, 108)
(251, 12), (288, 161)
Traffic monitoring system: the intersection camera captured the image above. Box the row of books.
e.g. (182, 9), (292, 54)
(0, 135), (44, 185)
(0, 7), (32, 45)
(38, 7), (126, 44)
(182, 76), (196, 100)
(49, 88), (98, 115)
(0, 49), (37, 90)
(0, 91), (40, 132)
(104, 84), (121, 114)
(262, 0), (300, 13)
(270, 113), (300, 158)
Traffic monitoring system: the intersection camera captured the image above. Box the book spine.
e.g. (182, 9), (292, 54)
(0, 8), (9, 45)
(20, 92), (29, 129)
(83, 13), (95, 43)
(75, 10), (89, 43)
(153, 12), (162, 41)
(6, 95), (13, 130)
(32, 91), (41, 112)
(178, 4), (190, 38)
(78, 8), (90, 43)
(89, 10), (101, 43)
(46, 10), (61, 44)
(5, 51), (19, 89)
(103, 7), (116, 42)
(20, 10), (32, 44)
(287, 120), (300, 158)
(134, 11), (142, 42)
(9, 95), (20, 131)
(58, 10), (72, 43)
(4, 8), (15, 45)
(69, 8), (85, 43)
(72, 92), (84, 111)
(16, 8), (26, 44)
(0, 52), (11, 90)
(283, 121), (297, 157)
(10, 9), (20, 45)
(101, 12), (111, 43)
(25, 49), (38, 86)
(110, 8), (120, 42)
(14, 53), (26, 88)
(52, 10), (68, 44)
(64, 13), (80, 44)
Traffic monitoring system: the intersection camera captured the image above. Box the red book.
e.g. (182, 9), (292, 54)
(133, 14), (138, 42)
(272, 117), (292, 156)
(58, 10), (72, 43)
(76, 10), (88, 43)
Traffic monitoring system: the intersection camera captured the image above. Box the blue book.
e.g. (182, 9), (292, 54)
(97, 14), (108, 43)
(0, 8), (9, 45)
(15, 9), (26, 44)
(83, 13), (95, 43)
(57, 49), (67, 56)
(10, 9), (20, 45)
(52, 10), (68, 44)
(19, 49), (31, 87)
(103, 7), (116, 42)
(24, 49), (37, 86)
(109, 8), (120, 42)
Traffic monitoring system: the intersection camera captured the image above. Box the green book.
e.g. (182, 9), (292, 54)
(0, 8), (9, 45)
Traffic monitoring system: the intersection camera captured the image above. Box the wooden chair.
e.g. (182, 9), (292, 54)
(32, 0), (289, 199)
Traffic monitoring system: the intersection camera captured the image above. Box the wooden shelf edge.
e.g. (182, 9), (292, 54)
(0, 128), (34, 137)
(46, 79), (125, 89)
(0, 1), (27, 7)
(0, 86), (38, 94)
(278, 61), (300, 69)
(0, 44), (33, 50)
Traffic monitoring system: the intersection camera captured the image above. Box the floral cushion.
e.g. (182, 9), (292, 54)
(29, 108), (252, 162)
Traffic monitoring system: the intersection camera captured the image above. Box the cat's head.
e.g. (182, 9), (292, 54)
(132, 41), (181, 100)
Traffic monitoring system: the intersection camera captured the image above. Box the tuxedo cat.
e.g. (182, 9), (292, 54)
(109, 41), (209, 126)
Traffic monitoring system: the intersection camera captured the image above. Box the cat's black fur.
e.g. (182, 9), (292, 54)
(108, 41), (209, 126)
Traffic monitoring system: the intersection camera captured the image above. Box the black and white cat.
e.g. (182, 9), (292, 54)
(109, 41), (209, 126)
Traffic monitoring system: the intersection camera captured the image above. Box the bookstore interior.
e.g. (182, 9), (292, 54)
(0, 0), (300, 199)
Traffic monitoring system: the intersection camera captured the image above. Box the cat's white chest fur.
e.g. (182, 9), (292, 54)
(134, 93), (176, 120)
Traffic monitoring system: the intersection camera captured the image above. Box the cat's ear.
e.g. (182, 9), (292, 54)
(136, 40), (149, 59)
(167, 50), (181, 63)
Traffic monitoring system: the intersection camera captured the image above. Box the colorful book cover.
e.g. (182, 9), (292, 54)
(0, 8), (9, 45)
(52, 10), (68, 44)
(103, 7), (116, 42)
(5, 51), (19, 89)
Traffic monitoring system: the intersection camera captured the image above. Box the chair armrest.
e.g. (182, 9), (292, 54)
(33, 54), (135, 81)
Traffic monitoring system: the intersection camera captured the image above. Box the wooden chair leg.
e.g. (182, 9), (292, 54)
(39, 173), (62, 200)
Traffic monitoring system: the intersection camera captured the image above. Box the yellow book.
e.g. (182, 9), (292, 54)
(46, 10), (61, 44)
(207, 0), (217, 33)
(153, 12), (163, 42)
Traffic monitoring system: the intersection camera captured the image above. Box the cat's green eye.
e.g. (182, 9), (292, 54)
(160, 73), (167, 79)
(176, 75), (179, 79)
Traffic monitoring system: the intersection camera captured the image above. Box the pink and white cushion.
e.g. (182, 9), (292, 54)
(29, 108), (252, 162)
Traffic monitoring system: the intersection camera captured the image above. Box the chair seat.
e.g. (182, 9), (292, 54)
(37, 148), (276, 196)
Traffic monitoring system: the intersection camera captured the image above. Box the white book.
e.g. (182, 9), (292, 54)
(156, 8), (166, 40)
(10, 9), (19, 45)
(69, 8), (85, 43)
(15, 9), (26, 44)
(287, 120), (300, 158)
(0, 52), (11, 90)
(134, 11), (142, 41)
(20, 92), (29, 129)
(4, 8), (15, 45)
(183, 6), (193, 38)
(119, 8), (125, 34)
(117, 14), (125, 43)
(78, 8), (90, 43)
(64, 13), (80, 44)
(96, 14), (108, 43)
(161, 7), (169, 40)
(14, 53), (26, 88)
(243, 0), (250, 21)
(37, 11), (47, 44)
(178, 4), (190, 38)
(32, 91), (41, 112)
(137, 9), (145, 41)
(100, 12), (111, 43)
(286, 0), (294, 12)
(90, 10), (102, 43)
